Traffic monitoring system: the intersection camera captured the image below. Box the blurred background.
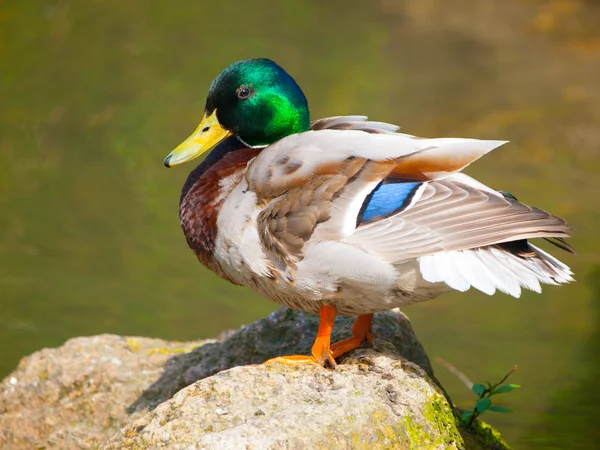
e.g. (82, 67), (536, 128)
(1, 0), (599, 447)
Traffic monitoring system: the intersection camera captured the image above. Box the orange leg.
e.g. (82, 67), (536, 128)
(264, 305), (338, 367)
(330, 314), (373, 359)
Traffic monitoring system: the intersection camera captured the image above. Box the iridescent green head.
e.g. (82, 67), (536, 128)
(206, 59), (310, 146)
(165, 59), (310, 167)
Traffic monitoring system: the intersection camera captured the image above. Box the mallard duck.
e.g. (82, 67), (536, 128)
(164, 58), (573, 367)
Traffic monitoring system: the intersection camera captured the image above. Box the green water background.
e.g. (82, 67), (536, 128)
(1, 1), (599, 447)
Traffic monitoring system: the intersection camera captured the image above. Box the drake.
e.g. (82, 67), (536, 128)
(164, 58), (573, 367)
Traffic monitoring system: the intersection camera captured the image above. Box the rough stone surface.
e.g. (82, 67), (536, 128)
(0, 334), (207, 449)
(105, 350), (460, 449)
(0, 308), (508, 449)
(128, 307), (435, 413)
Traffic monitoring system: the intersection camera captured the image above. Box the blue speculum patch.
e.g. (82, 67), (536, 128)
(357, 180), (422, 224)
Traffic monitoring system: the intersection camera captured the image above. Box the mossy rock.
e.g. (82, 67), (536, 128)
(1, 308), (508, 449)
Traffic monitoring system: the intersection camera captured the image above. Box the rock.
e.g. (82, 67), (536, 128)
(0, 334), (207, 449)
(0, 308), (508, 449)
(105, 351), (460, 449)
(127, 307), (435, 413)
(107, 349), (470, 449)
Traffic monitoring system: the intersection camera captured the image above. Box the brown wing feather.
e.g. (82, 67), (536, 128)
(257, 159), (370, 269)
(347, 180), (572, 262)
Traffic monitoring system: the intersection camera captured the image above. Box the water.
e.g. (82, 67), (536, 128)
(1, 1), (599, 447)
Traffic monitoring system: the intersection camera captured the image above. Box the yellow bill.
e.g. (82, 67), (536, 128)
(164, 110), (232, 167)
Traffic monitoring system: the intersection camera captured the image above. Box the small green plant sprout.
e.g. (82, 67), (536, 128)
(435, 357), (521, 425)
(461, 366), (520, 425)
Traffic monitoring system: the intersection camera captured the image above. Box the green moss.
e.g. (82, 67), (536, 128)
(333, 404), (460, 449)
(401, 413), (429, 447)
(460, 419), (511, 450)
(357, 393), (508, 449)
(371, 409), (407, 448)
(126, 338), (141, 352)
(422, 394), (464, 448)
(422, 393), (510, 449)
(309, 394), (510, 450)
(148, 345), (197, 355)
(315, 409), (404, 450)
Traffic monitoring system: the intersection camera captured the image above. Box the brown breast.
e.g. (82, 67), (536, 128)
(179, 145), (260, 275)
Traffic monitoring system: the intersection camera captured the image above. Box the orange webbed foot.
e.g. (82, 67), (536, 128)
(330, 313), (374, 359)
(263, 310), (375, 368)
(264, 305), (338, 368)
(264, 353), (336, 368)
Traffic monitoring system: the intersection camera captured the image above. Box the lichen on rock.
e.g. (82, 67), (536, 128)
(0, 307), (509, 449)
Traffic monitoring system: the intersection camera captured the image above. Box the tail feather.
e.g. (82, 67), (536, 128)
(543, 236), (575, 254)
(419, 242), (574, 298)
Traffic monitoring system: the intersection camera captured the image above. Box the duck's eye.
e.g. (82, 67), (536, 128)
(236, 85), (252, 100)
